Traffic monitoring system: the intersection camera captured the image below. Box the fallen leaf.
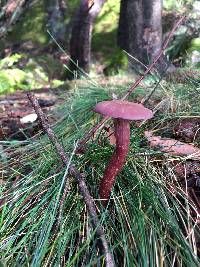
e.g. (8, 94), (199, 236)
(145, 131), (200, 160)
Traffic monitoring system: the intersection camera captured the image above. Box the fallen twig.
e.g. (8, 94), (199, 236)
(27, 92), (115, 267)
(77, 16), (186, 150)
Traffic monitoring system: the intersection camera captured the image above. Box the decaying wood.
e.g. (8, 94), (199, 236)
(27, 92), (115, 267)
(174, 118), (200, 143)
(0, 89), (61, 140)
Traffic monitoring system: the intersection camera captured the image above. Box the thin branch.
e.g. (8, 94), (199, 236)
(27, 92), (115, 267)
(77, 16), (186, 149)
(141, 61), (171, 105)
(0, 0), (28, 38)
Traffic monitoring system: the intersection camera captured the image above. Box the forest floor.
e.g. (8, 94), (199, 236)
(0, 75), (136, 140)
(1, 75), (200, 265)
(0, 87), (65, 140)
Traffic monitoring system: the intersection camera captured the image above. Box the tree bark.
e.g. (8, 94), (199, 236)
(68, 0), (106, 77)
(118, 0), (163, 71)
(47, 0), (67, 44)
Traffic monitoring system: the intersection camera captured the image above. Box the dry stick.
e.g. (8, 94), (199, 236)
(77, 16), (186, 149)
(27, 92), (115, 267)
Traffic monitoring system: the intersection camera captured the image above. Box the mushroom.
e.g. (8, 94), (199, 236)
(94, 100), (153, 204)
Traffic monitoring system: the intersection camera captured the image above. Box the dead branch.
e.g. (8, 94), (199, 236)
(27, 92), (115, 267)
(77, 16), (186, 150)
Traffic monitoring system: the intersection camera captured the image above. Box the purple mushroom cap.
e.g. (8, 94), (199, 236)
(94, 100), (153, 120)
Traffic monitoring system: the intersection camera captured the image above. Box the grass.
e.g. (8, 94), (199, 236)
(0, 75), (200, 266)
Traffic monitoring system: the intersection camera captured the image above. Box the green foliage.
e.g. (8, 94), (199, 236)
(67, 0), (81, 10)
(186, 38), (200, 67)
(163, 0), (193, 11)
(1, 0), (197, 79)
(0, 68), (26, 94)
(0, 52), (66, 94)
(0, 54), (49, 94)
(1, 0), (197, 78)
(92, 0), (129, 72)
(0, 54), (22, 69)
(188, 38), (200, 51)
(7, 1), (49, 45)
(0, 54), (26, 94)
(95, 0), (120, 33)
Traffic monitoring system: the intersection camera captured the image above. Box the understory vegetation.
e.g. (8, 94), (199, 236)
(0, 76), (200, 266)
(0, 0), (199, 94)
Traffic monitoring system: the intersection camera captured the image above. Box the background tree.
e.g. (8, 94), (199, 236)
(68, 0), (106, 77)
(0, 0), (34, 38)
(118, 0), (163, 72)
(47, 0), (67, 44)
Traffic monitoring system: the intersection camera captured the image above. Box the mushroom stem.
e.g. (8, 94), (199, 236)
(99, 118), (130, 204)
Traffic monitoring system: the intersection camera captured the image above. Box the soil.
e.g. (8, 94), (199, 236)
(0, 87), (65, 140)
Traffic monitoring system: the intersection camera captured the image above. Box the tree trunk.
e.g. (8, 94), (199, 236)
(68, 0), (106, 77)
(47, 0), (67, 44)
(118, 0), (163, 71)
